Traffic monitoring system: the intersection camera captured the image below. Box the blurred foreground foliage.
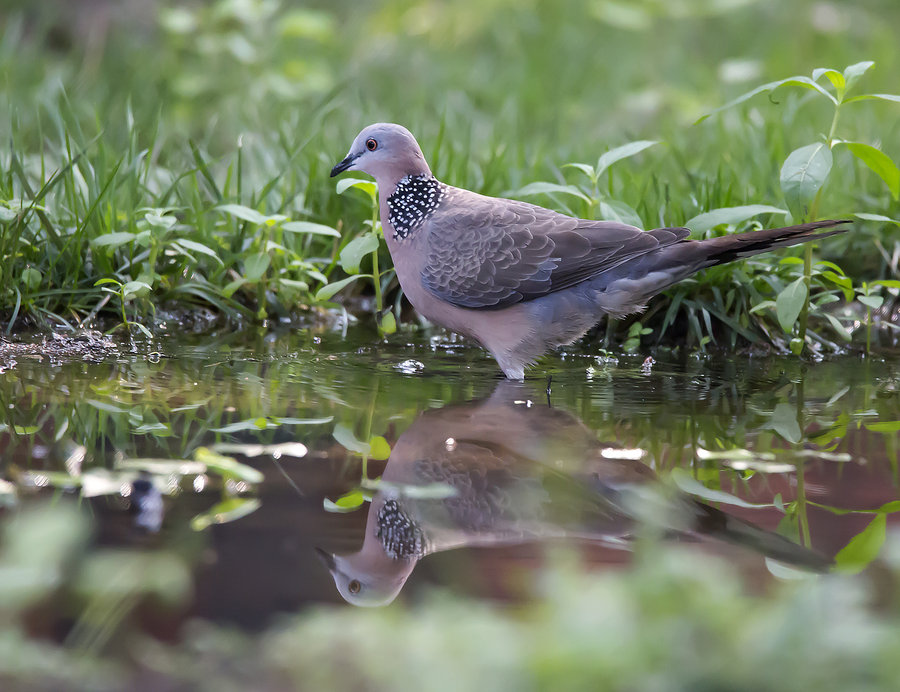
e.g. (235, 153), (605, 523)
(3, 502), (900, 691)
(0, 0), (898, 353)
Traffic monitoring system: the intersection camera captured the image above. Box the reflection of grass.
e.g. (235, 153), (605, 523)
(0, 0), (898, 351)
(4, 501), (900, 691)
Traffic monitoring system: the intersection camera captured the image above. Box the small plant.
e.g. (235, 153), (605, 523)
(702, 60), (900, 354)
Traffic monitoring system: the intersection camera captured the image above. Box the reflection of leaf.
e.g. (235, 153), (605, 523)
(210, 416), (331, 433)
(766, 403), (803, 444)
(670, 469), (774, 508)
(834, 514), (886, 574)
(191, 498), (261, 531)
(368, 435), (391, 460)
(865, 421), (900, 433)
(194, 447), (264, 484)
(323, 489), (366, 513)
(333, 424), (370, 455)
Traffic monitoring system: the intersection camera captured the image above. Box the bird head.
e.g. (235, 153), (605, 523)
(330, 123), (431, 184)
(315, 546), (414, 607)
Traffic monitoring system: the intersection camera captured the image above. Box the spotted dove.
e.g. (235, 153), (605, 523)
(331, 124), (848, 378)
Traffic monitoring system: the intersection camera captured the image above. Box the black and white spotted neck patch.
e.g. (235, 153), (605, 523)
(376, 499), (425, 560)
(387, 175), (445, 240)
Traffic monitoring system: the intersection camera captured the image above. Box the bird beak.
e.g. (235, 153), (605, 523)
(314, 546), (337, 571)
(330, 152), (360, 177)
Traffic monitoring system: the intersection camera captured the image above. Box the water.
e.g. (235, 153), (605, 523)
(1, 328), (898, 627)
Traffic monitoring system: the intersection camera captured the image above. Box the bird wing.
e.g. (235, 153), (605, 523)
(420, 189), (690, 309)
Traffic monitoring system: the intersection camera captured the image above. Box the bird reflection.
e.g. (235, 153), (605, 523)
(319, 382), (828, 607)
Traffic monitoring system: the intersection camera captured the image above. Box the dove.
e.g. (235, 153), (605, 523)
(331, 123), (848, 379)
(317, 382), (829, 607)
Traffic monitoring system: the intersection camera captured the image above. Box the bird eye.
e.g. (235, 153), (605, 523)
(348, 580), (361, 594)
(365, 138), (378, 151)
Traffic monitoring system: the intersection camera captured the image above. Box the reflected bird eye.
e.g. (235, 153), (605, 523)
(348, 579), (361, 594)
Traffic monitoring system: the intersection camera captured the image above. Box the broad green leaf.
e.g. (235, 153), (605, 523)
(144, 212), (176, 229)
(596, 140), (659, 175)
(824, 314), (852, 341)
(858, 294), (884, 309)
(21, 267), (41, 290)
(512, 182), (591, 204)
(821, 271), (853, 301)
(685, 204), (789, 233)
(780, 143), (833, 219)
(91, 232), (136, 249)
(812, 67), (844, 92)
(598, 200), (643, 228)
(839, 141), (900, 199)
(0, 206), (17, 222)
(562, 162), (596, 178)
(835, 514), (886, 574)
(333, 423), (370, 455)
(216, 204), (269, 225)
(854, 212), (900, 226)
(380, 311), (397, 335)
(281, 221), (341, 237)
(336, 177), (377, 199)
(339, 233), (379, 274)
(698, 75), (837, 123)
(323, 490), (366, 513)
(775, 277), (808, 333)
(368, 435), (392, 461)
(315, 274), (368, 302)
(122, 281), (152, 299)
(173, 238), (224, 265)
(243, 252), (270, 281)
(766, 402), (803, 443)
(842, 60), (874, 88)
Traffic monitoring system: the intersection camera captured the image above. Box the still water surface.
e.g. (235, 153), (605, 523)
(1, 329), (898, 626)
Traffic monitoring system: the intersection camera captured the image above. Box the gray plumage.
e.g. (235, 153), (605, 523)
(317, 382), (830, 607)
(331, 123), (849, 379)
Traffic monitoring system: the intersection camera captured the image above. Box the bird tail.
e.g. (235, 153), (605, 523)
(697, 219), (850, 268)
(689, 500), (832, 571)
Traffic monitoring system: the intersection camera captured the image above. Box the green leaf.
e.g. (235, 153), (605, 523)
(336, 177), (378, 199)
(854, 212), (900, 226)
(0, 206), (17, 222)
(511, 182), (591, 204)
(775, 277), (808, 333)
(821, 271), (853, 301)
(333, 423), (370, 455)
(780, 143), (833, 219)
(864, 421), (900, 433)
(842, 60), (874, 88)
(323, 490), (366, 513)
(243, 252), (270, 282)
(698, 75), (838, 123)
(835, 514), (886, 574)
(368, 435), (392, 460)
(824, 314), (852, 342)
(596, 140), (659, 175)
(339, 233), (379, 274)
(194, 447), (264, 484)
(91, 232), (136, 249)
(670, 469), (774, 509)
(685, 205), (789, 233)
(216, 204), (269, 225)
(766, 402), (802, 443)
(598, 200), (642, 228)
(122, 281), (152, 299)
(380, 311), (397, 335)
(191, 498), (261, 531)
(144, 212), (177, 229)
(812, 67), (844, 92)
(314, 274), (368, 302)
(21, 267), (42, 290)
(839, 141), (900, 199)
(562, 162), (596, 178)
(173, 238), (224, 265)
(858, 294), (884, 309)
(281, 221), (341, 237)
(844, 93), (900, 105)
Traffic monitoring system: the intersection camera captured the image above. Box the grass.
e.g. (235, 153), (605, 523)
(0, 0), (898, 354)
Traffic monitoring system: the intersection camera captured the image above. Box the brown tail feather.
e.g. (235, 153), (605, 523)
(702, 219), (851, 266)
